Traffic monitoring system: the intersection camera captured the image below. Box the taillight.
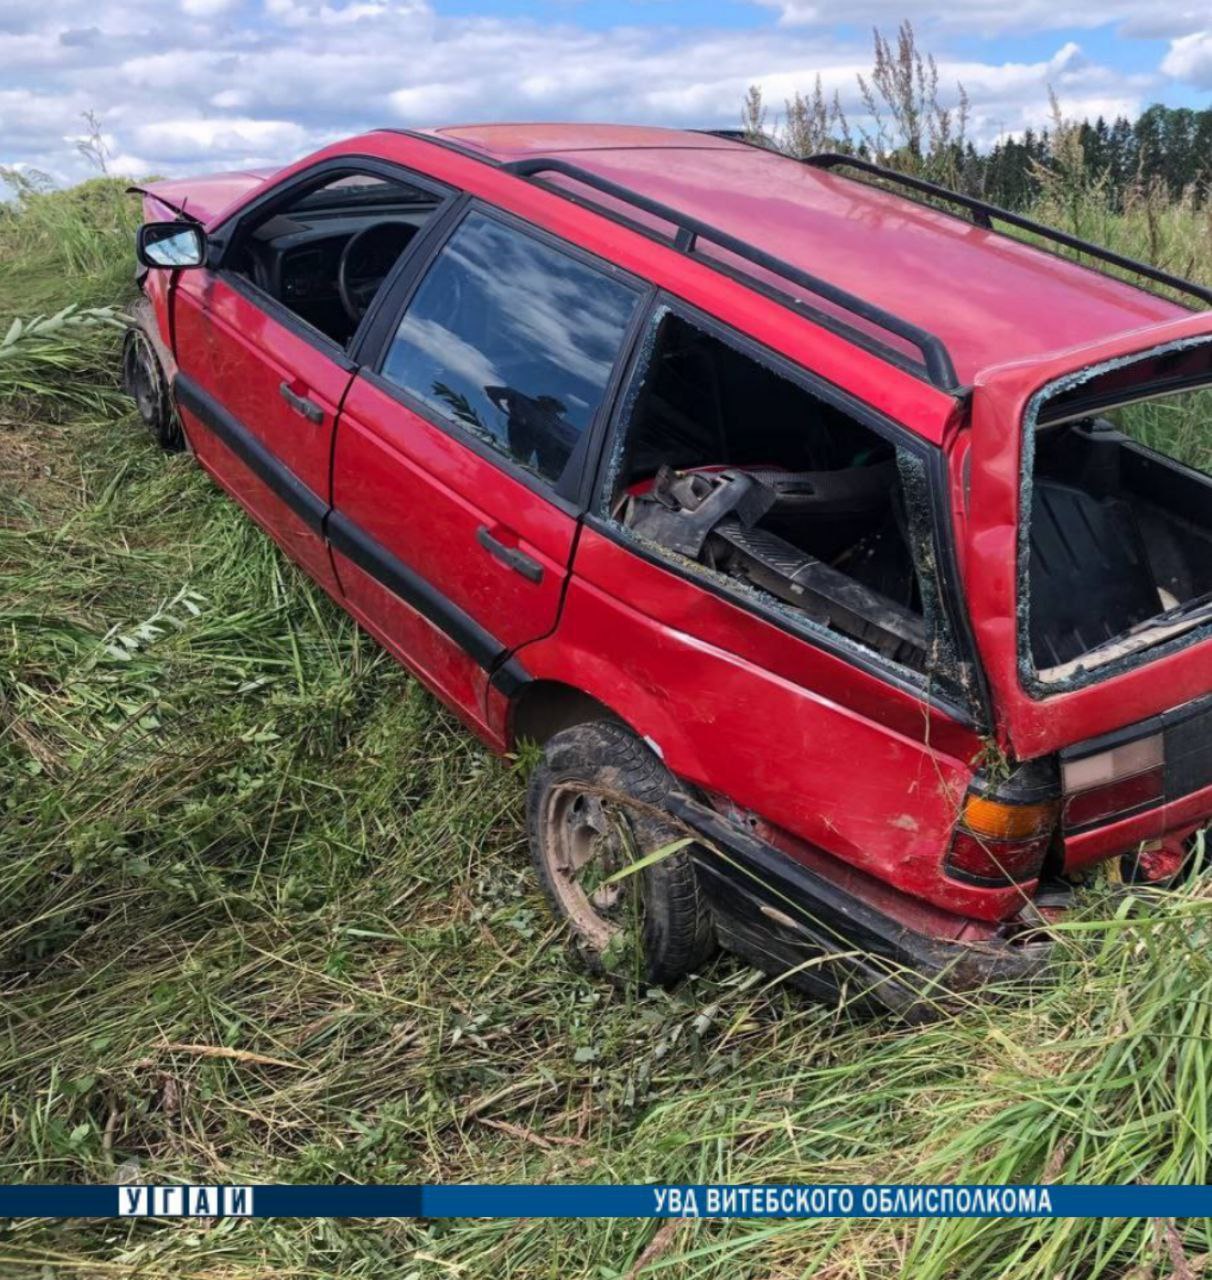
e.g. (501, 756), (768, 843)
(945, 761), (1060, 887)
(1061, 733), (1164, 830)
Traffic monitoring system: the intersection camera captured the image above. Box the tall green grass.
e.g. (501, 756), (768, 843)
(0, 173), (139, 313)
(1112, 388), (1212, 475)
(1, 305), (129, 420)
(1, 175), (1211, 1279)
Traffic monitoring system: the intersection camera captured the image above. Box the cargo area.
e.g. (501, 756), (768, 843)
(1025, 341), (1212, 686)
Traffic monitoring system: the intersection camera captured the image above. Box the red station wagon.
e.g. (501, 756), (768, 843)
(126, 123), (1212, 1013)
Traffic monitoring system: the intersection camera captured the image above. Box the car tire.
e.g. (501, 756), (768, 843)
(526, 720), (716, 985)
(122, 324), (183, 452)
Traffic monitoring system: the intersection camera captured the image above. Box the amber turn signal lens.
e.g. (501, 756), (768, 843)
(961, 795), (1058, 840)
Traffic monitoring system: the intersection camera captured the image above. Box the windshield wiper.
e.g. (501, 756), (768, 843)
(1039, 591), (1212, 684)
(1118, 590), (1212, 640)
(1083, 591), (1212, 657)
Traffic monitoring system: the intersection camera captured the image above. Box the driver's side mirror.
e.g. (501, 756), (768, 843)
(137, 221), (207, 269)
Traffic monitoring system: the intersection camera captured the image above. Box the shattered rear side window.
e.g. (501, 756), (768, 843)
(601, 306), (975, 710)
(1105, 387), (1212, 474)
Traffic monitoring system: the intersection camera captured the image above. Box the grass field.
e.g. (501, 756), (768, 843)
(1, 174), (1212, 1279)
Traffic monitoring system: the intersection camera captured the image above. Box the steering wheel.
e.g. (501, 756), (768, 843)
(337, 221), (416, 323)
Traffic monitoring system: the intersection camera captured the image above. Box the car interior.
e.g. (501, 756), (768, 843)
(610, 312), (931, 670)
(224, 172), (442, 348)
(1028, 353), (1212, 679)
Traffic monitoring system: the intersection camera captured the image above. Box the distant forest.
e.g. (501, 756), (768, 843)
(739, 101), (1212, 209)
(974, 106), (1212, 208)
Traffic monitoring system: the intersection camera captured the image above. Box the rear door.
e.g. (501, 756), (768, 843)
(330, 204), (645, 725)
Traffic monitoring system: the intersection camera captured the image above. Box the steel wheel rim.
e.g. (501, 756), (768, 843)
(541, 784), (645, 954)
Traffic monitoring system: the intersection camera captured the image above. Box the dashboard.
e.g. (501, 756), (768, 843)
(234, 203), (438, 342)
(252, 208), (432, 299)
(280, 239), (344, 305)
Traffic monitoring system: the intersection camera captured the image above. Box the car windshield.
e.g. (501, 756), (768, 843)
(1023, 340), (1212, 687)
(294, 175), (431, 211)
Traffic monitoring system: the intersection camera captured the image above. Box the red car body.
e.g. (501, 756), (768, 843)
(131, 124), (1212, 1006)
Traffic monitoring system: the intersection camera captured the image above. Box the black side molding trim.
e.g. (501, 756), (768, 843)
(328, 510), (530, 687)
(174, 373), (327, 534)
(490, 658), (531, 698)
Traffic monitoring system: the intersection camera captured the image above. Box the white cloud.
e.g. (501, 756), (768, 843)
(130, 117), (311, 162)
(180, 0), (239, 15)
(0, 0), (1198, 189)
(1121, 9), (1210, 38)
(757, 0), (1205, 34)
(388, 81), (484, 118)
(265, 0), (428, 27)
(1161, 30), (1212, 85)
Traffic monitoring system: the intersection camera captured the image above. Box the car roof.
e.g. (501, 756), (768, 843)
(421, 122), (740, 159)
(419, 123), (1189, 387)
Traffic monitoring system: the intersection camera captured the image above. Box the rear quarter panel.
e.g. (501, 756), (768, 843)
(511, 523), (1031, 923)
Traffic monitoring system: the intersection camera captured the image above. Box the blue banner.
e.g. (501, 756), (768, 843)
(2, 1183), (1212, 1219)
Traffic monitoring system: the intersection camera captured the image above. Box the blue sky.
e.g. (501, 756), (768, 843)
(1, 0), (1209, 185)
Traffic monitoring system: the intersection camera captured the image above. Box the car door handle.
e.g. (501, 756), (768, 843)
(476, 526), (544, 584)
(279, 381), (324, 425)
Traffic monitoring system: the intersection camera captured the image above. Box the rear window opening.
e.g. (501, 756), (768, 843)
(603, 310), (962, 686)
(1024, 337), (1212, 687)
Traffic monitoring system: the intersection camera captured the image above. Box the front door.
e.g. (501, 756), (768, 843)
(174, 274), (351, 593)
(330, 206), (645, 726)
(171, 164), (450, 595)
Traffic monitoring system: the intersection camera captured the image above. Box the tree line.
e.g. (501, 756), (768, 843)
(741, 24), (1212, 210)
(968, 107), (1212, 209)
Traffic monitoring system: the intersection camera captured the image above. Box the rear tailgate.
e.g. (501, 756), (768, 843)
(963, 311), (1212, 762)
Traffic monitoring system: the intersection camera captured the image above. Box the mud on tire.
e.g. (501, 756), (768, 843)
(526, 720), (716, 985)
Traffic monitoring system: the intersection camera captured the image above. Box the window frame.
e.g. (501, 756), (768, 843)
(587, 293), (991, 727)
(207, 154), (459, 370)
(359, 197), (655, 510)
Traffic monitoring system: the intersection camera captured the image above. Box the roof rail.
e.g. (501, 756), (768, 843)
(500, 155), (960, 391)
(805, 153), (1212, 309)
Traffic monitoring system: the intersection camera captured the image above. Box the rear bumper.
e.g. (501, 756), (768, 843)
(668, 793), (1050, 1019)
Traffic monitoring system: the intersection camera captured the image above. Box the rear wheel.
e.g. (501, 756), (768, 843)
(122, 325), (182, 452)
(526, 721), (716, 985)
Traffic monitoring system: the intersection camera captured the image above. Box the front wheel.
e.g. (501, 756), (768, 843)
(526, 721), (716, 985)
(122, 324), (182, 452)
